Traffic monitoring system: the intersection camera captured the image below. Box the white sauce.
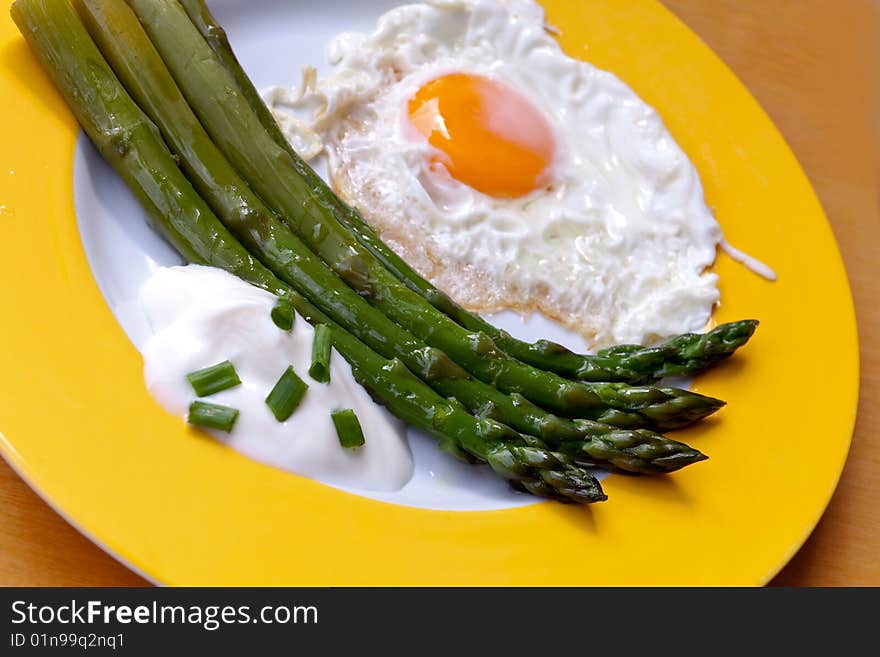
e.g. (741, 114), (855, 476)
(139, 265), (413, 492)
(720, 240), (777, 281)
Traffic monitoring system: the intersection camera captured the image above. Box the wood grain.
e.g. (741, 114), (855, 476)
(0, 0), (877, 586)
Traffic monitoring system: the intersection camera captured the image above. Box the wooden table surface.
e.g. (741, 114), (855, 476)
(1, 0), (877, 587)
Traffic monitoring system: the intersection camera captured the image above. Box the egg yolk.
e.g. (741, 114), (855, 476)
(408, 73), (556, 198)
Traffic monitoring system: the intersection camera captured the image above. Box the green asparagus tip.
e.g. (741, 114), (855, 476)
(721, 319), (759, 338)
(653, 449), (708, 472)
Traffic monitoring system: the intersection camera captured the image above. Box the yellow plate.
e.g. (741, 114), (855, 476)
(0, 0), (858, 585)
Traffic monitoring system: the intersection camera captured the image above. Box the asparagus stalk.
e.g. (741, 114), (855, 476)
(77, 0), (707, 486)
(126, 0), (725, 428)
(177, 0), (285, 152)
(11, 0), (606, 503)
(178, 0), (758, 385)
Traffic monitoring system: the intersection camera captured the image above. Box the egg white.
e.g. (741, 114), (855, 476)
(267, 0), (722, 347)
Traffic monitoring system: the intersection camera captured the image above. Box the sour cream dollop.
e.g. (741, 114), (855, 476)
(139, 265), (413, 492)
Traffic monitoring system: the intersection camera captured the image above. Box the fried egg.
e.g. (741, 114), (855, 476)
(267, 0), (723, 347)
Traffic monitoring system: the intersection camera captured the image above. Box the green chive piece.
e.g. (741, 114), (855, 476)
(331, 409), (365, 449)
(271, 298), (295, 331)
(187, 401), (239, 433)
(309, 324), (332, 383)
(265, 366), (309, 422)
(186, 360), (241, 397)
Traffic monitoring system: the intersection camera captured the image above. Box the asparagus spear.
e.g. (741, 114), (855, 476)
(178, 0), (758, 384)
(582, 321), (759, 383)
(126, 0), (725, 427)
(564, 421), (707, 474)
(74, 0), (710, 486)
(11, 0), (606, 503)
(177, 0), (284, 153)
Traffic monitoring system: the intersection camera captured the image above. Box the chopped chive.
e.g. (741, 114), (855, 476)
(309, 324), (332, 383)
(186, 360), (241, 397)
(271, 298), (295, 331)
(187, 401), (239, 433)
(331, 409), (365, 449)
(265, 366), (309, 422)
